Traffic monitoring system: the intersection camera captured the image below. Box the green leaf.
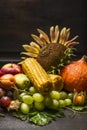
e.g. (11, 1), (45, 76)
(29, 112), (52, 126)
(72, 105), (87, 111)
(28, 109), (65, 126)
(12, 109), (65, 126)
(0, 113), (5, 117)
(12, 110), (28, 121)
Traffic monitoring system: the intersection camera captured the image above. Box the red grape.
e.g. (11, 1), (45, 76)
(6, 91), (13, 99)
(0, 96), (11, 107)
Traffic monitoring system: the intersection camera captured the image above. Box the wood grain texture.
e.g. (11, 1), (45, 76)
(0, 108), (87, 130)
(0, 0), (86, 58)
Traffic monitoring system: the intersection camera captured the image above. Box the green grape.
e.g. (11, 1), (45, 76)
(19, 92), (26, 97)
(33, 93), (44, 102)
(64, 98), (72, 106)
(19, 92), (27, 101)
(20, 103), (30, 114)
(68, 93), (73, 100)
(22, 95), (33, 105)
(51, 99), (59, 109)
(60, 91), (68, 100)
(34, 102), (45, 111)
(50, 90), (60, 100)
(29, 86), (37, 94)
(59, 99), (66, 108)
(44, 96), (52, 108)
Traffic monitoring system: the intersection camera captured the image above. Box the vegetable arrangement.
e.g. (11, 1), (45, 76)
(0, 25), (87, 126)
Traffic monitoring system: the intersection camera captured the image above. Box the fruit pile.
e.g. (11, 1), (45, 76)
(0, 63), (30, 110)
(0, 60), (87, 125)
(0, 62), (72, 112)
(0, 25), (87, 126)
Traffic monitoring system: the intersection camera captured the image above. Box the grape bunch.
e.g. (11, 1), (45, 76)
(19, 86), (73, 114)
(0, 88), (13, 108)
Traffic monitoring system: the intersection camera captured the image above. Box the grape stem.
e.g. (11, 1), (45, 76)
(13, 85), (30, 94)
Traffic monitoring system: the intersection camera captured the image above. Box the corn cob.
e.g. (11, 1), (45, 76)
(49, 74), (63, 91)
(21, 58), (52, 94)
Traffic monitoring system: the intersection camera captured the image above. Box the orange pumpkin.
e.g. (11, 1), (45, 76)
(60, 55), (87, 92)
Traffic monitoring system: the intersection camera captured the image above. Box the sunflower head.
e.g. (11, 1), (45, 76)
(21, 25), (79, 72)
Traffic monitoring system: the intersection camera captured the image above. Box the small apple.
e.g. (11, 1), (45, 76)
(1, 63), (22, 75)
(14, 73), (30, 89)
(0, 74), (16, 90)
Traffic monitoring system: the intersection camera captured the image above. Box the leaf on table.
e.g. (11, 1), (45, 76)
(0, 113), (5, 117)
(28, 109), (65, 126)
(29, 112), (52, 126)
(12, 109), (65, 126)
(12, 110), (28, 121)
(72, 105), (87, 111)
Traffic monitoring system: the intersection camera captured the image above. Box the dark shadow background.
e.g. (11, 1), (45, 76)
(0, 0), (87, 65)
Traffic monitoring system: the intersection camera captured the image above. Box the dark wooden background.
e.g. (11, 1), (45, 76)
(0, 0), (86, 64)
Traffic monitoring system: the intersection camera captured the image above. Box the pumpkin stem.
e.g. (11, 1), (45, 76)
(82, 55), (87, 62)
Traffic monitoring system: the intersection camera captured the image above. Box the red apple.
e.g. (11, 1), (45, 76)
(1, 63), (22, 75)
(0, 69), (4, 76)
(0, 74), (16, 90)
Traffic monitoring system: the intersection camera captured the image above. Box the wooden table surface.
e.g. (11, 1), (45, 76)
(0, 108), (87, 130)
